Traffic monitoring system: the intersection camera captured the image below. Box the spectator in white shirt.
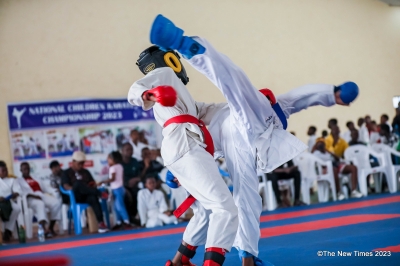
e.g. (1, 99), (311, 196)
(18, 162), (61, 237)
(137, 176), (177, 228)
(307, 126), (317, 152)
(129, 129), (148, 161)
(357, 117), (370, 144)
(0, 163), (22, 243)
(342, 121), (356, 143)
(379, 124), (399, 149)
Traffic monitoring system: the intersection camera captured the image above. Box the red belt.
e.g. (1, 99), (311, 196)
(164, 114), (215, 218)
(164, 114), (214, 155)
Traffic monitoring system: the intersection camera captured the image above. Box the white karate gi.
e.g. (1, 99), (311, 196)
(17, 177), (61, 222)
(0, 177), (22, 232)
(186, 37), (336, 256)
(137, 188), (177, 228)
(127, 67), (238, 251)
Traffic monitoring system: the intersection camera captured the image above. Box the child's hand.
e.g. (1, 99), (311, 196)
(97, 181), (103, 186)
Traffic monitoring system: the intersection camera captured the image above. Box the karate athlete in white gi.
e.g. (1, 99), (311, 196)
(137, 176), (178, 228)
(128, 43), (238, 266)
(151, 15), (359, 266)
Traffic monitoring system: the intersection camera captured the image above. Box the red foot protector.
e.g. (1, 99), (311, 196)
(0, 256), (70, 266)
(203, 247), (226, 266)
(174, 195), (196, 218)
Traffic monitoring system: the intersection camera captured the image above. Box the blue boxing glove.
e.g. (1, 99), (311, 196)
(336, 81), (359, 104)
(150, 14), (205, 59)
(166, 170), (179, 189)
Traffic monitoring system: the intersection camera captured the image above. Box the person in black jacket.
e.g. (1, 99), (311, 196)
(61, 151), (108, 233)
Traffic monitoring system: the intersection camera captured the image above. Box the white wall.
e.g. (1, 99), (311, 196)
(1, 0), (399, 171)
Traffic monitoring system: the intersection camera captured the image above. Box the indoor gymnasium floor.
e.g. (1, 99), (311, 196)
(0, 192), (399, 266)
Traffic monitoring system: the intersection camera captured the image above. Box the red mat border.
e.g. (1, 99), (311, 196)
(0, 195), (399, 258)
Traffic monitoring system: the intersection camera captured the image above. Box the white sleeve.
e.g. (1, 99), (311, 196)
(11, 179), (22, 195)
(158, 190), (168, 213)
(195, 102), (227, 125)
(127, 67), (179, 110)
(276, 84), (336, 118)
(137, 190), (148, 226)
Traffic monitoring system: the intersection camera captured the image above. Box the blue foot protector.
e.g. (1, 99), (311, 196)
(150, 14), (205, 59)
(338, 81), (359, 104)
(238, 249), (275, 266)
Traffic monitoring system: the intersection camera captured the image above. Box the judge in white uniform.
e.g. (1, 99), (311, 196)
(128, 33), (238, 265)
(137, 176), (177, 228)
(0, 164), (22, 242)
(17, 162), (61, 237)
(152, 15), (359, 266)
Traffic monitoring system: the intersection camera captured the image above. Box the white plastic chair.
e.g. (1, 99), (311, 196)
(258, 173), (277, 211)
(0, 197), (25, 240)
(295, 153), (316, 205)
(297, 153), (338, 203)
(371, 144), (400, 193)
(344, 145), (390, 196)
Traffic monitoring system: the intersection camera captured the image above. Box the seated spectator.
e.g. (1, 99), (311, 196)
(369, 121), (381, 145)
(380, 114), (392, 132)
(379, 123), (399, 149)
(321, 130), (328, 139)
(357, 117), (370, 144)
(392, 107), (400, 136)
(139, 147), (164, 181)
(138, 130), (149, 145)
(61, 151), (108, 233)
(137, 176), (177, 228)
(49, 160), (69, 204)
(365, 115), (373, 133)
(17, 162), (61, 238)
(0, 163), (22, 243)
(151, 148), (164, 166)
(342, 121), (356, 143)
(313, 139), (362, 199)
(267, 160), (305, 208)
(98, 151), (133, 230)
(328, 118), (338, 130)
(348, 130), (366, 146)
(307, 126), (317, 152)
(121, 143), (141, 224)
(325, 125), (348, 158)
(130, 129), (148, 161)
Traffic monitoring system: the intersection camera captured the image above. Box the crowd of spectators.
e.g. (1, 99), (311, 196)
(0, 129), (174, 243)
(1, 107), (400, 242)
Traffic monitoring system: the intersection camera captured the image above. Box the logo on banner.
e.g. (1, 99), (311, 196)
(12, 107), (27, 129)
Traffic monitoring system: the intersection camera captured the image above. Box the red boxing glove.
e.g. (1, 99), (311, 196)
(143, 85), (177, 107)
(259, 88), (276, 105)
